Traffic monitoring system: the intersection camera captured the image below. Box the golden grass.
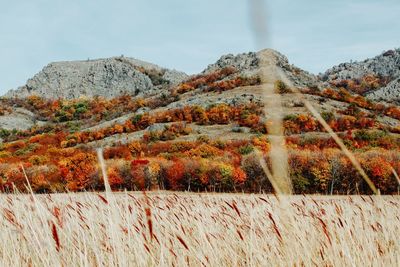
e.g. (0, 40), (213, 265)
(0, 191), (398, 266)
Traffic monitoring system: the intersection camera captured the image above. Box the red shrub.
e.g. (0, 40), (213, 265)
(104, 146), (132, 160)
(165, 160), (185, 190)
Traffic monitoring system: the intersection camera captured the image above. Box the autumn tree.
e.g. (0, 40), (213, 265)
(59, 152), (98, 191)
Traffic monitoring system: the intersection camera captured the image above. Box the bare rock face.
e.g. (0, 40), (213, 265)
(367, 78), (400, 103)
(203, 51), (259, 74)
(0, 108), (36, 131)
(162, 69), (189, 86)
(5, 57), (188, 99)
(323, 49), (400, 81)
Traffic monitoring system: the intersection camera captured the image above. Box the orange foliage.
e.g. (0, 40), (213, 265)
(165, 160), (185, 190)
(107, 167), (125, 190)
(130, 159), (149, 190)
(232, 167), (247, 184)
(59, 153), (97, 191)
(252, 137), (270, 153)
(206, 104), (231, 124)
(175, 67), (237, 94)
(104, 146), (132, 160)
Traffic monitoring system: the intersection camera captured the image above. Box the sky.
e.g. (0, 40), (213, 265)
(0, 0), (399, 94)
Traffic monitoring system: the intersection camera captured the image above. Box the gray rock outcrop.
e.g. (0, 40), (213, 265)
(5, 57), (188, 99)
(367, 78), (400, 103)
(322, 49), (400, 81)
(203, 52), (259, 74)
(0, 108), (37, 131)
(3, 48), (399, 104)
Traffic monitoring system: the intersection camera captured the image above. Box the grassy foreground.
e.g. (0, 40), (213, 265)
(0, 192), (399, 266)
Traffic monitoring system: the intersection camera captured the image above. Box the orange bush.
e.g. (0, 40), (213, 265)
(59, 152), (97, 191)
(104, 146), (132, 160)
(130, 159), (149, 190)
(165, 160), (185, 190)
(232, 167), (247, 184)
(107, 166), (125, 190)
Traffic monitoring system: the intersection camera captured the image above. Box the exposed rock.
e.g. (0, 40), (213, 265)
(166, 92), (263, 109)
(367, 77), (400, 103)
(136, 107), (151, 115)
(146, 123), (168, 132)
(203, 52), (259, 74)
(0, 107), (36, 131)
(5, 57), (187, 100)
(163, 69), (188, 86)
(201, 49), (318, 90)
(323, 49), (400, 81)
(232, 126), (251, 133)
(2, 47), (399, 107)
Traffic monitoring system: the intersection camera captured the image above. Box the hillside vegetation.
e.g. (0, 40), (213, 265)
(0, 49), (399, 194)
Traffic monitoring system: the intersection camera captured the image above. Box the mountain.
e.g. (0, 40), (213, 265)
(1, 48), (399, 133)
(322, 48), (400, 103)
(0, 49), (321, 131)
(0, 48), (399, 194)
(5, 57), (188, 99)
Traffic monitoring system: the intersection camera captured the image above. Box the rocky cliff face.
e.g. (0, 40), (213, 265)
(322, 48), (400, 103)
(5, 57), (188, 99)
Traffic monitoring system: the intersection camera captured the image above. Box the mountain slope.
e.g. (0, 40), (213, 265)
(0, 49), (400, 194)
(1, 48), (399, 133)
(322, 48), (400, 103)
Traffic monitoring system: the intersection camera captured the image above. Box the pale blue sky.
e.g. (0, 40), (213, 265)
(0, 0), (399, 94)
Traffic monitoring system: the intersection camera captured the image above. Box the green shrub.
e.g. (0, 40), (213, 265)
(292, 174), (311, 193)
(275, 80), (291, 94)
(238, 145), (254, 155)
(354, 130), (386, 141)
(284, 114), (297, 121)
(197, 135), (210, 143)
(0, 129), (10, 139)
(321, 111), (335, 122)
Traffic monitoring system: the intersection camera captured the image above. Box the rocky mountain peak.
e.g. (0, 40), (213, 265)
(202, 51), (259, 74)
(5, 57), (188, 100)
(322, 48), (400, 81)
(201, 49), (318, 89)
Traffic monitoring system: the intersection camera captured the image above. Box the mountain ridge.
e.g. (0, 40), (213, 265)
(4, 56), (188, 99)
(1, 47), (399, 135)
(3, 48), (399, 103)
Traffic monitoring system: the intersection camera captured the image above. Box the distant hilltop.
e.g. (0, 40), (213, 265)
(5, 56), (188, 99)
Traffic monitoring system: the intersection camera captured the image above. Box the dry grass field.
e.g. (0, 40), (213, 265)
(0, 191), (399, 266)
